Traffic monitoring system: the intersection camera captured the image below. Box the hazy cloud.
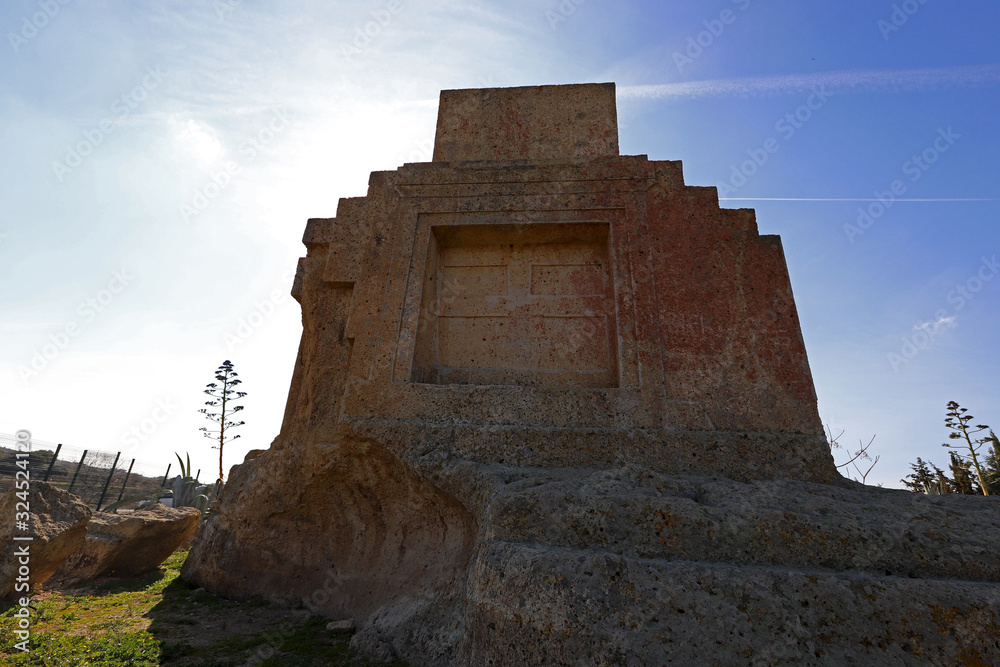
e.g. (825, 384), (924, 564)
(619, 63), (1000, 101)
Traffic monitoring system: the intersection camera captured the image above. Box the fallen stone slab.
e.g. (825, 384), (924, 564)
(51, 504), (200, 585)
(0, 482), (91, 597)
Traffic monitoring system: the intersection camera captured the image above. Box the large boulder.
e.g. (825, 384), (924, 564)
(183, 439), (475, 662)
(51, 504), (200, 585)
(0, 482), (91, 597)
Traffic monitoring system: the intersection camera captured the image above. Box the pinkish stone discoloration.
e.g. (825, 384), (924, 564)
(433, 83), (619, 162)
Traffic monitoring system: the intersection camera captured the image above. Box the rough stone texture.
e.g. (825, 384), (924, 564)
(184, 439), (475, 663)
(51, 505), (200, 585)
(0, 482), (91, 597)
(462, 538), (1000, 666)
(183, 83), (1000, 665)
(433, 83), (618, 161)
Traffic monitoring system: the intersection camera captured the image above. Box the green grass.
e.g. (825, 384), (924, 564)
(0, 549), (408, 666)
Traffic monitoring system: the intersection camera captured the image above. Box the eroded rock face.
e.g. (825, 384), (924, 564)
(51, 504), (200, 585)
(458, 467), (1000, 665)
(182, 439), (475, 663)
(183, 83), (1000, 665)
(0, 482), (91, 597)
(461, 539), (1000, 665)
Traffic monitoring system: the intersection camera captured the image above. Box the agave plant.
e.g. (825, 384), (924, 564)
(169, 452), (219, 515)
(101, 452), (218, 516)
(923, 480), (946, 495)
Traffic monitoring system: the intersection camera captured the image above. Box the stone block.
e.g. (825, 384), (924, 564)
(433, 83), (618, 161)
(0, 482), (91, 597)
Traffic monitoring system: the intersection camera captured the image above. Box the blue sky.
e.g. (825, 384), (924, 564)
(2, 0), (997, 487)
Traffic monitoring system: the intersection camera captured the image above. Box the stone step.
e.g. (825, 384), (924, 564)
(482, 466), (1000, 583)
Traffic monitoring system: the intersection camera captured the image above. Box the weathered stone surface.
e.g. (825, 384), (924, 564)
(51, 504), (200, 585)
(482, 467), (1000, 583)
(183, 439), (474, 664)
(183, 83), (1000, 665)
(0, 482), (91, 597)
(460, 541), (1000, 666)
(433, 83), (618, 161)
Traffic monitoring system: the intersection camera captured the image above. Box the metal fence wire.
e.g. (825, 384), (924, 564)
(0, 432), (171, 511)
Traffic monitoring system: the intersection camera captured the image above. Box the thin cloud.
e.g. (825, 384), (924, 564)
(619, 64), (1000, 101)
(914, 314), (957, 334)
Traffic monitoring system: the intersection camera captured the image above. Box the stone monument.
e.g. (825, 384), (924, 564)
(183, 83), (1000, 665)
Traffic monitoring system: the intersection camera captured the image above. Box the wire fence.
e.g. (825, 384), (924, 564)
(0, 432), (173, 511)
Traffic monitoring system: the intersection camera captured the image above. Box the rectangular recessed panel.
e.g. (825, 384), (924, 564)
(412, 222), (618, 387)
(438, 316), (522, 369)
(531, 264), (605, 295)
(440, 244), (508, 267)
(439, 265), (506, 297)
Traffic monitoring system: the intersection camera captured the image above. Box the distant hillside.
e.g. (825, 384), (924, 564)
(0, 447), (167, 508)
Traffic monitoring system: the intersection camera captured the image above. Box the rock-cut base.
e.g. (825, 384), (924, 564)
(460, 543), (1000, 666)
(183, 441), (1000, 666)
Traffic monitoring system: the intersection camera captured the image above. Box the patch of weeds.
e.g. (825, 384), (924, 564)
(0, 629), (162, 666)
(0, 545), (409, 666)
(33, 600), (57, 623)
(91, 569), (169, 596)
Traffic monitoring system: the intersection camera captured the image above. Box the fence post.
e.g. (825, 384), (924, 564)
(161, 463), (171, 487)
(43, 443), (62, 482)
(68, 450), (88, 493)
(116, 458), (136, 502)
(95, 452), (121, 512)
